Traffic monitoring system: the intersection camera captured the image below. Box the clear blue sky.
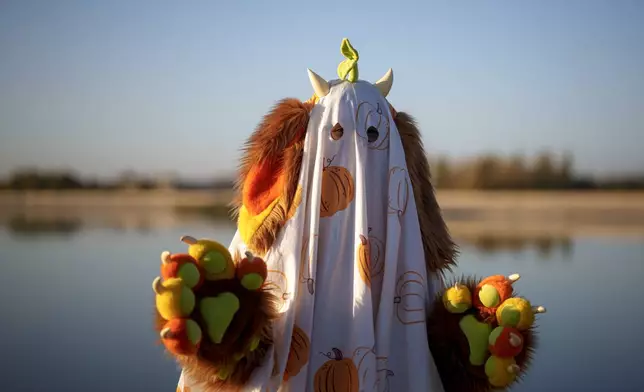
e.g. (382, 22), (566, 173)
(1, 0), (642, 180)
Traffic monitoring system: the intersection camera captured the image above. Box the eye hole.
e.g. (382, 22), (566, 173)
(367, 126), (379, 143)
(330, 123), (344, 140)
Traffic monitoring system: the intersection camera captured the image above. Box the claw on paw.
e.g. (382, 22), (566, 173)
(153, 277), (195, 320)
(160, 318), (202, 356)
(200, 292), (240, 344)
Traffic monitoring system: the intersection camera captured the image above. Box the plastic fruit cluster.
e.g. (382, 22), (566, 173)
(430, 273), (546, 391)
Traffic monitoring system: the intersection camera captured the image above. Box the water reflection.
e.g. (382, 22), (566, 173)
(1, 207), (644, 391)
(458, 234), (574, 259)
(8, 215), (82, 237)
(3, 207), (637, 260)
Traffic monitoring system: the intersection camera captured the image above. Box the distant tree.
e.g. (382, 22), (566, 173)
(504, 154), (528, 189)
(7, 170), (83, 190)
(532, 151), (557, 189)
(557, 151), (574, 188)
(473, 155), (502, 189)
(433, 156), (452, 188)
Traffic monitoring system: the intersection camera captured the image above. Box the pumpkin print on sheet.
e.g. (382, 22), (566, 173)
(375, 357), (395, 392)
(284, 325), (311, 379)
(320, 156), (355, 218)
(387, 167), (410, 217)
(355, 101), (390, 150)
(299, 235), (316, 295)
(351, 346), (376, 388)
(264, 269), (290, 312)
(314, 348), (359, 392)
(356, 228), (385, 288)
(393, 271), (427, 325)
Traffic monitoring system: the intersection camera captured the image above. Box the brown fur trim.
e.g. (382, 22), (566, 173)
(427, 275), (537, 392)
(232, 98), (312, 256)
(155, 251), (282, 391)
(243, 196), (295, 257)
(395, 112), (458, 277)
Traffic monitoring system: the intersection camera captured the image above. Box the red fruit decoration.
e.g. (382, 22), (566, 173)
(473, 274), (520, 318)
(236, 251), (268, 290)
(160, 252), (204, 289)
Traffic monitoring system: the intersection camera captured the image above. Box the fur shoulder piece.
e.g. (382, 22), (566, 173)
(395, 111), (458, 276)
(233, 98), (313, 256)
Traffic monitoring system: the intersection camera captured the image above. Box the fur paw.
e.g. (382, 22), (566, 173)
(428, 273), (546, 392)
(153, 235), (281, 389)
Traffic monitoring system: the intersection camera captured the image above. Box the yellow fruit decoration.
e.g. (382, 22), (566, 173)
(496, 297), (547, 331)
(485, 356), (520, 387)
(442, 282), (472, 313)
(180, 235), (236, 281)
(153, 277), (195, 320)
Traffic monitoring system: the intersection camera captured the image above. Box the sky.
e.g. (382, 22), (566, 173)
(1, 0), (643, 180)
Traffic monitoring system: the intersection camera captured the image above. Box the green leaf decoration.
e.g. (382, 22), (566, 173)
(337, 38), (359, 83)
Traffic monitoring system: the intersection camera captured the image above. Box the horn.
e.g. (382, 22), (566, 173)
(160, 328), (174, 339)
(180, 235), (197, 245)
(160, 251), (171, 265)
(509, 333), (522, 347)
(152, 277), (165, 295)
(244, 251), (255, 262)
(532, 305), (547, 314)
(374, 68), (393, 97)
(507, 364), (521, 374)
(508, 273), (520, 283)
(307, 69), (329, 98)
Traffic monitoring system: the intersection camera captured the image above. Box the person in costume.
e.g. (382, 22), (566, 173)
(152, 39), (546, 392)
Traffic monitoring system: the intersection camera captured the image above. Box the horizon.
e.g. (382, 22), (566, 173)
(1, 0), (643, 180)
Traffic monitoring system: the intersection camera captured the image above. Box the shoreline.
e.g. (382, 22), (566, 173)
(1, 189), (644, 209)
(1, 190), (643, 239)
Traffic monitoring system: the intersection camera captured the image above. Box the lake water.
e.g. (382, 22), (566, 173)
(1, 217), (643, 391)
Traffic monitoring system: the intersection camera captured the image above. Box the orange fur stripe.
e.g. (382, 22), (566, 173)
(243, 159), (286, 216)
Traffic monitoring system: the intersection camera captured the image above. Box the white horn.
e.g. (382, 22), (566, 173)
(532, 305), (547, 314)
(374, 68), (393, 97)
(508, 273), (520, 283)
(307, 69), (329, 98)
(160, 251), (171, 265)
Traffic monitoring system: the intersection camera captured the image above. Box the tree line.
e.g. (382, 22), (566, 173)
(0, 169), (234, 191)
(1, 152), (642, 190)
(430, 152), (643, 190)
